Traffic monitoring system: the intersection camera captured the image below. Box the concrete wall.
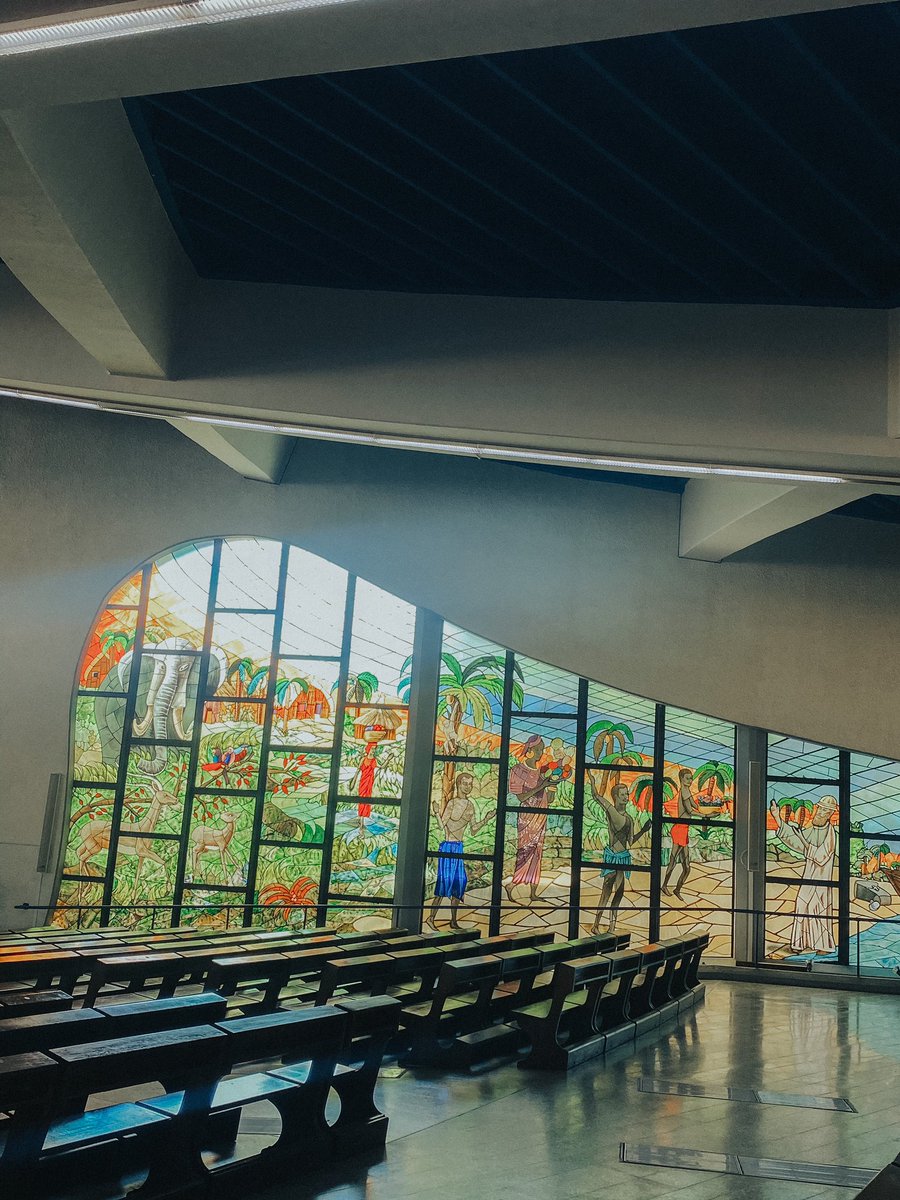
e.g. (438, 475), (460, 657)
(0, 267), (896, 478)
(2, 397), (900, 926)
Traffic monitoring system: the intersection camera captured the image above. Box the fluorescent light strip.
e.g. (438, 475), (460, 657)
(4, 385), (849, 485)
(0, 0), (332, 56)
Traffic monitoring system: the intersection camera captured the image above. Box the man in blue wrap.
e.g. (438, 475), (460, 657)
(427, 772), (495, 930)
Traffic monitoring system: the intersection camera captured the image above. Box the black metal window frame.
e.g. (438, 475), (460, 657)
(62, 538), (416, 927)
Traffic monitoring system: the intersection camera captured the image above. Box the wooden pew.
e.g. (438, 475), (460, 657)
(271, 996), (401, 1154)
(0, 990), (74, 1018)
(0, 994), (226, 1056)
(207, 940), (391, 1013)
(514, 955), (615, 1070)
(627, 943), (668, 1038)
(0, 1025), (226, 1197)
(140, 1006), (347, 1175)
(81, 952), (189, 1008)
(594, 948), (643, 1050)
(527, 933), (629, 1003)
(399, 955), (503, 1065)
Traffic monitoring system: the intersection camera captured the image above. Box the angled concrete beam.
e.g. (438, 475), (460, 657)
(679, 477), (875, 561)
(0, 100), (194, 377)
(0, 0), (891, 108)
(888, 309), (900, 438)
(168, 420), (295, 483)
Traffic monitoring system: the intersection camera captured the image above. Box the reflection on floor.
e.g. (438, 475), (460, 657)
(230, 980), (900, 1200)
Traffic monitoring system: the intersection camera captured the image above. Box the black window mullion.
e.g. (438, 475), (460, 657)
(99, 563), (153, 921)
(649, 703), (665, 941)
(171, 538), (222, 924)
(838, 749), (851, 966)
(317, 575), (356, 926)
(242, 542), (290, 927)
(568, 678), (588, 938)
(488, 651), (516, 936)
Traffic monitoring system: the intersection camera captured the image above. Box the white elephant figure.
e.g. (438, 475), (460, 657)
(94, 637), (227, 775)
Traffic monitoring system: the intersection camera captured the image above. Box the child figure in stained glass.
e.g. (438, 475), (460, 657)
(427, 772), (495, 929)
(591, 782), (651, 934)
(662, 768), (723, 900)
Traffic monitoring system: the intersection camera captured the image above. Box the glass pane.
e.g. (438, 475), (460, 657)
(582, 779), (653, 867)
(215, 537), (282, 609)
(280, 547), (348, 655)
(73, 695), (121, 783)
(424, 857), (492, 935)
(144, 541), (214, 645)
(325, 904), (395, 934)
(847, 850), (900, 972)
(123, 749), (190, 836)
(513, 654), (577, 714)
(264, 750), (332, 844)
(665, 710), (736, 805)
(428, 762), (499, 855)
(850, 753), (900, 837)
(108, 572), (143, 607)
(765, 879), (838, 961)
(660, 826), (733, 956)
(211, 613), (274, 680)
(255, 845), (323, 928)
(339, 706), (408, 800)
(272, 659), (337, 747)
(329, 802), (399, 899)
(436, 624), (506, 758)
(766, 784), (840, 881)
(578, 868), (651, 942)
(767, 733), (839, 780)
(181, 890), (246, 930)
(53, 879), (106, 929)
(586, 683), (656, 765)
(132, 645), (204, 748)
(111, 835), (179, 910)
(659, 905), (733, 959)
(79, 608), (139, 690)
(508, 720), (576, 809)
(63, 786), (116, 878)
(348, 579), (416, 706)
(501, 811), (572, 908)
(195, 715), (263, 790)
(186, 795), (255, 889)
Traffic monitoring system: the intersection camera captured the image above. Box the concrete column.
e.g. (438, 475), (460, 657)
(393, 608), (443, 931)
(733, 725), (767, 963)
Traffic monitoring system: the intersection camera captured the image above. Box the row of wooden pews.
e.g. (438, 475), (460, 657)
(0, 920), (709, 1198)
(0, 995), (400, 1198)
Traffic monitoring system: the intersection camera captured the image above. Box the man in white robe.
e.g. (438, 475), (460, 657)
(769, 794), (838, 954)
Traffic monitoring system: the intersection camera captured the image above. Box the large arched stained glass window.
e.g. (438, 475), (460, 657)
(58, 537), (417, 931)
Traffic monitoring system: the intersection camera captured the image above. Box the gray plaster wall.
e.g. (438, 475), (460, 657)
(2, 398), (898, 927)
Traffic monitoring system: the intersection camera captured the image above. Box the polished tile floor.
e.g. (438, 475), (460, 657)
(241, 981), (900, 1200)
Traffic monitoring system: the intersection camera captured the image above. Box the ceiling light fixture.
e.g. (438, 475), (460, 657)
(0, 0), (332, 56)
(2, 384), (854, 486)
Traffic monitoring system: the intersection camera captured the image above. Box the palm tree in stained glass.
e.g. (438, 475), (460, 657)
(436, 652), (518, 804)
(81, 628), (136, 685)
(273, 672), (310, 738)
(346, 672), (379, 704)
(587, 720), (643, 796)
(696, 761), (735, 809)
(226, 656), (256, 720)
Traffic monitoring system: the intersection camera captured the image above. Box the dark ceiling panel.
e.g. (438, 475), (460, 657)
(127, 2), (900, 304)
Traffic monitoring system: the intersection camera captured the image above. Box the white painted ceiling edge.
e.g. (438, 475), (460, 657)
(0, 0), (892, 107)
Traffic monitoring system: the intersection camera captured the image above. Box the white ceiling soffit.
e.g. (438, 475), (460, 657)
(0, 0), (892, 107)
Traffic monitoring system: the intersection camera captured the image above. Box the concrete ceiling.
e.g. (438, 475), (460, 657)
(0, 0), (896, 546)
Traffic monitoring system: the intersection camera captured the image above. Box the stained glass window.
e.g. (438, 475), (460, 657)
(55, 538), (417, 932)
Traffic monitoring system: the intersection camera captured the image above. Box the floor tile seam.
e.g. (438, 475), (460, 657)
(383, 1078), (538, 1146)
